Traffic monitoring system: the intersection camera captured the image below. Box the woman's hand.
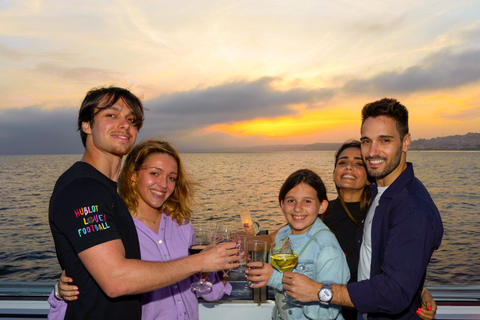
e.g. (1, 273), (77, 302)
(56, 270), (79, 301)
(416, 288), (437, 320)
(245, 262), (273, 288)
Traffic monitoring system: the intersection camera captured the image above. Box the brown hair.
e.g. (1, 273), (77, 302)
(361, 98), (409, 140)
(78, 86), (144, 147)
(279, 169), (328, 205)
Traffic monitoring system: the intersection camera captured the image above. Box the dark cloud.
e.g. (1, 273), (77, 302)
(0, 77), (335, 155)
(344, 49), (480, 94)
(0, 107), (83, 155)
(141, 77), (334, 135)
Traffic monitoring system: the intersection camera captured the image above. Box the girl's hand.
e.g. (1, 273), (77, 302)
(245, 262), (273, 288)
(56, 270), (79, 301)
(416, 288), (437, 320)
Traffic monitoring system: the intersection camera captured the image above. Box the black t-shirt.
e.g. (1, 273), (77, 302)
(49, 162), (141, 320)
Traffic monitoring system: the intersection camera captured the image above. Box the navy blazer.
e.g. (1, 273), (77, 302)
(347, 163), (443, 320)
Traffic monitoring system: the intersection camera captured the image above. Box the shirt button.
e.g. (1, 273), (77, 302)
(158, 240), (162, 244)
(177, 299), (181, 303)
(161, 228), (164, 231)
(288, 310), (292, 315)
(164, 255), (168, 259)
(174, 285), (177, 289)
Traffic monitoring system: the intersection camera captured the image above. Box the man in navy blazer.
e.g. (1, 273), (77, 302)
(282, 98), (443, 320)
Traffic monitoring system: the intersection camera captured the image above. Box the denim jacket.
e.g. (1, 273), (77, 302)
(268, 218), (350, 320)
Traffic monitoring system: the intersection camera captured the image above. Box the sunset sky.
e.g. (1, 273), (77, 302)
(1, 0), (480, 155)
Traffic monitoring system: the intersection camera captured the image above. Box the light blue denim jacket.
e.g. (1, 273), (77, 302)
(268, 218), (350, 320)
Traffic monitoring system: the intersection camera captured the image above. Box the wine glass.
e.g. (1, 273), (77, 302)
(189, 225), (213, 291)
(270, 238), (298, 304)
(214, 223), (238, 244)
(214, 223), (238, 277)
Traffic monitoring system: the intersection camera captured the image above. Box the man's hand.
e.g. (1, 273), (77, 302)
(245, 262), (273, 288)
(197, 242), (239, 273)
(282, 272), (321, 302)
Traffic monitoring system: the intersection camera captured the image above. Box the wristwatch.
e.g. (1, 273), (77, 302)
(318, 283), (333, 305)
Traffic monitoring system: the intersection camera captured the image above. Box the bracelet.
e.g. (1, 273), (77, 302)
(54, 281), (63, 300)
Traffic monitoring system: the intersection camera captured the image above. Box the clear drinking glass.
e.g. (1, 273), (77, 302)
(246, 239), (267, 286)
(189, 225), (213, 291)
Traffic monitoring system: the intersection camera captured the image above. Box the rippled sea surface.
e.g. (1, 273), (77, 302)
(0, 151), (479, 285)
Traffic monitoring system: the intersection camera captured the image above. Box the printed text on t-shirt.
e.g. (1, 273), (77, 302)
(74, 205), (110, 237)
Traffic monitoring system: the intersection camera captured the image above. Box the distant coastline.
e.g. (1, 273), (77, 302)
(185, 132), (480, 153)
(1, 133), (478, 156)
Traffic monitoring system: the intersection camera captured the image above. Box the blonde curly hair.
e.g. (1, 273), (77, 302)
(118, 139), (197, 224)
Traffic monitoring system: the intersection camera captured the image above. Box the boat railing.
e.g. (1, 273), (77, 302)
(1, 281), (480, 319)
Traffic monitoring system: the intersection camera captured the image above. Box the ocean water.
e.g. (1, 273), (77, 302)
(0, 151), (479, 285)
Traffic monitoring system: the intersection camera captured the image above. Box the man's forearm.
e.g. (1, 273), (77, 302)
(282, 273), (355, 308)
(78, 239), (204, 298)
(94, 254), (203, 297)
(301, 282), (355, 308)
(79, 240), (239, 298)
(331, 284), (355, 308)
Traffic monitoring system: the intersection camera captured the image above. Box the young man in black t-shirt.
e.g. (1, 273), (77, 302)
(49, 87), (239, 319)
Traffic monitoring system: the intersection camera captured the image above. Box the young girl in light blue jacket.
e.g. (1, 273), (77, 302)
(247, 169), (350, 320)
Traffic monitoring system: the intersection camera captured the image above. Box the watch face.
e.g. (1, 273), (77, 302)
(320, 288), (333, 301)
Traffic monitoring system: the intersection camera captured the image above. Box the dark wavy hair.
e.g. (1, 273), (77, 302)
(278, 169), (328, 205)
(361, 98), (409, 140)
(77, 86), (144, 147)
(118, 139), (197, 224)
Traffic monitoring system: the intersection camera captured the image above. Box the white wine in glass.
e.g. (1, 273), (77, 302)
(271, 238), (298, 303)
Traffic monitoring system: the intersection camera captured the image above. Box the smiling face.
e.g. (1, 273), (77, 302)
(360, 116), (410, 187)
(82, 99), (138, 157)
(132, 153), (178, 213)
(334, 147), (368, 192)
(281, 182), (328, 235)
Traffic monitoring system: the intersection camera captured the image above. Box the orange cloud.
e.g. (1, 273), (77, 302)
(209, 107), (359, 138)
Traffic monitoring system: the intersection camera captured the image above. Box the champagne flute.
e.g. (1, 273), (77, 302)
(189, 225), (213, 291)
(214, 223), (238, 277)
(270, 238), (298, 304)
(233, 234), (248, 273)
